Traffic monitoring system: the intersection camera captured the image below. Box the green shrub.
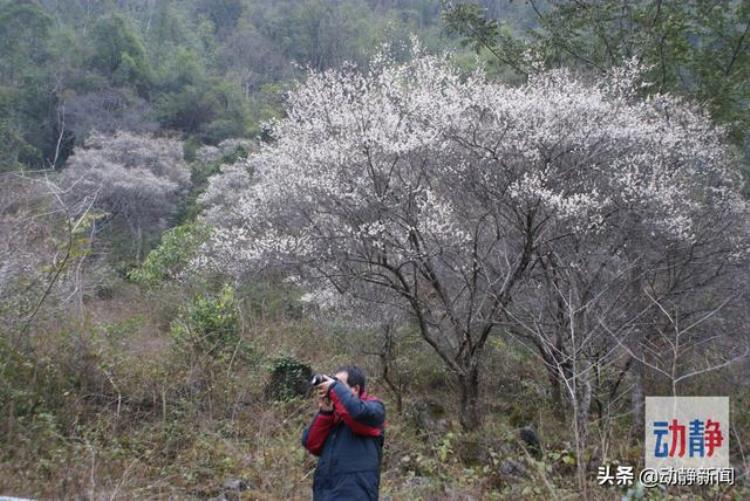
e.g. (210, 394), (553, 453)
(264, 355), (313, 401)
(170, 284), (240, 356)
(129, 223), (210, 287)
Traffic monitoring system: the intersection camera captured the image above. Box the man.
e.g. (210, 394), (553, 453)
(301, 365), (386, 500)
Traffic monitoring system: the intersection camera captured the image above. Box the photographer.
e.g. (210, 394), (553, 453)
(301, 365), (385, 500)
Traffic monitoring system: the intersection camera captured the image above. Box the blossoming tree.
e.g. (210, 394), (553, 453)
(198, 51), (747, 430)
(62, 131), (191, 261)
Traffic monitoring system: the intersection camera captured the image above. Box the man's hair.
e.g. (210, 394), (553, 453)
(335, 365), (366, 395)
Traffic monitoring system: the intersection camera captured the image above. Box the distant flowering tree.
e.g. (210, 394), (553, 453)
(198, 49), (747, 430)
(62, 131), (191, 260)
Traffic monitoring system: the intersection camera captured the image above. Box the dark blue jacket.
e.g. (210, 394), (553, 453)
(301, 381), (386, 500)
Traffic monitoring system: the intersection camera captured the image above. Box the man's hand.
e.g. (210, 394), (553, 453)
(316, 375), (336, 398)
(316, 376), (335, 412)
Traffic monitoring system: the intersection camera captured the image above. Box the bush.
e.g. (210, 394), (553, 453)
(170, 284), (240, 356)
(129, 222), (210, 287)
(264, 355), (313, 401)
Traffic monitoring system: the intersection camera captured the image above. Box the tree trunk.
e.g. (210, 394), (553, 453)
(629, 264), (645, 443)
(573, 367), (593, 498)
(630, 355), (645, 443)
(458, 369), (481, 431)
(544, 355), (564, 417)
(136, 224), (143, 262)
(379, 323), (403, 414)
(381, 364), (404, 415)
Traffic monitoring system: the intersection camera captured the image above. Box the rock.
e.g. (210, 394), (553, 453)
(222, 478), (249, 491)
(209, 478), (252, 501)
(499, 458), (527, 478)
(402, 476), (432, 491)
(409, 398), (450, 436)
(519, 426), (541, 457)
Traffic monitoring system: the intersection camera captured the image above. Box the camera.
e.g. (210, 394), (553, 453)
(311, 374), (337, 386)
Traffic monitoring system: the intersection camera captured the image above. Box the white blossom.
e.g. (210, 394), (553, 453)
(195, 47), (747, 338)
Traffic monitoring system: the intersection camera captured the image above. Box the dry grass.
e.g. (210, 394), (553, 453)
(2, 286), (749, 500)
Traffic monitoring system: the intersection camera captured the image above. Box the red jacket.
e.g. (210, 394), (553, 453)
(302, 382), (386, 500)
(303, 384), (384, 455)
